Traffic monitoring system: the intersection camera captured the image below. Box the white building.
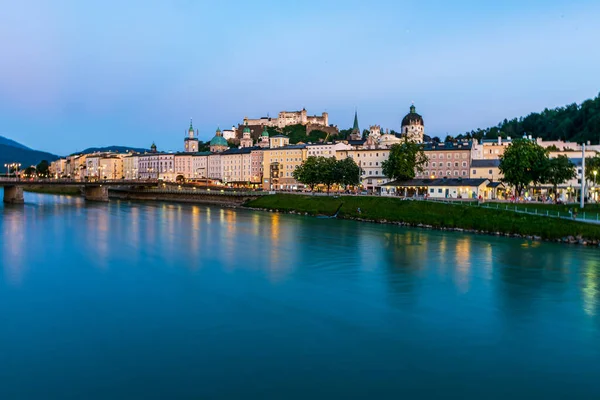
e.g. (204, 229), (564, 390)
(123, 154), (139, 180)
(306, 142), (352, 158)
(174, 153), (194, 180)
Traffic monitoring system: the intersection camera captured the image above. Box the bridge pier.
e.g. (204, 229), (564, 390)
(3, 185), (24, 204)
(84, 185), (109, 202)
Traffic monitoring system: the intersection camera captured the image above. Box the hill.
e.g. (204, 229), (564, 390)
(74, 146), (148, 155)
(0, 135), (31, 150)
(0, 144), (59, 170)
(460, 92), (600, 144)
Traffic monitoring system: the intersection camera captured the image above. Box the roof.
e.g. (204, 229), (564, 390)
(382, 178), (489, 187)
(352, 110), (359, 133)
(471, 159), (501, 168)
(347, 139), (366, 146)
(210, 135), (228, 146)
(487, 181), (505, 188)
(271, 134), (288, 138)
(423, 141), (472, 151)
(401, 104), (424, 127)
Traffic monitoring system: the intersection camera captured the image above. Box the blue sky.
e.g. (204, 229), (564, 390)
(1, 0), (599, 155)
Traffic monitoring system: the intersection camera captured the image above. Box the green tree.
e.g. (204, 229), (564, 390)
(382, 140), (428, 181)
(292, 156), (322, 191)
(585, 155), (600, 186)
(23, 166), (37, 177)
(499, 138), (548, 196)
(334, 157), (361, 189)
(544, 155), (576, 201)
(36, 160), (49, 176)
(319, 156), (338, 194)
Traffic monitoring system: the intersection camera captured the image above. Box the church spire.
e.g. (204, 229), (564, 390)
(352, 109), (360, 134)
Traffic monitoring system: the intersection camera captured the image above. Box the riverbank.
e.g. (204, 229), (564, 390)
(23, 186), (82, 195)
(244, 194), (600, 246)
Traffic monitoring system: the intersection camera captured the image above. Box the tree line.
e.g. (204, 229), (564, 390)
(455, 92), (600, 145)
(292, 156), (361, 193)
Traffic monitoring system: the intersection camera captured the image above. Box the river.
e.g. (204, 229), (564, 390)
(1, 191), (599, 399)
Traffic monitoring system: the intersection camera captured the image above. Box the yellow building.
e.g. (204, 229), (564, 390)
(262, 144), (307, 190)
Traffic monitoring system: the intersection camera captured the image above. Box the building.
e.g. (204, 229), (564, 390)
(349, 110), (361, 140)
(123, 154), (139, 180)
(470, 159), (502, 182)
(269, 134), (290, 149)
(209, 128), (229, 153)
(258, 126), (270, 148)
(174, 153), (194, 180)
(381, 178), (494, 199)
(184, 120), (200, 153)
(337, 148), (391, 192)
(192, 152), (210, 180)
(207, 153), (222, 181)
(417, 141), (472, 179)
(244, 108), (329, 129)
(99, 156), (123, 180)
(219, 147), (264, 185)
(401, 104), (425, 143)
(262, 144), (307, 190)
(50, 159), (67, 179)
(306, 142), (352, 158)
(239, 123), (254, 148)
(222, 126), (237, 141)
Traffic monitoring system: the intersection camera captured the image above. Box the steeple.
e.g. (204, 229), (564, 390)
(353, 109), (359, 132)
(188, 119), (194, 139)
(189, 119), (194, 132)
(410, 103), (416, 114)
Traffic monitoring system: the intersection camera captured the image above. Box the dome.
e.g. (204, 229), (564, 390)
(210, 135), (228, 146)
(401, 104), (424, 127)
(261, 126), (269, 137)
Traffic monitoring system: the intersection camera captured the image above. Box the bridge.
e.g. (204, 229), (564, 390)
(0, 179), (159, 203)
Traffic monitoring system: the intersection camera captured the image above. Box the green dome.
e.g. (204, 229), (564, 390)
(210, 135), (228, 146)
(261, 126), (269, 137)
(243, 125), (251, 134)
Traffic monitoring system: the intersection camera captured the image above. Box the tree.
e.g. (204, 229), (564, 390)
(499, 138), (548, 196)
(544, 155), (576, 202)
(23, 166), (37, 177)
(361, 129), (370, 140)
(334, 157), (361, 189)
(585, 155), (600, 186)
(382, 140), (428, 181)
(292, 156), (322, 191)
(36, 160), (49, 176)
(319, 157), (338, 194)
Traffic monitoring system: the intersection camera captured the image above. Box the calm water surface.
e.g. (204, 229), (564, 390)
(1, 191), (600, 399)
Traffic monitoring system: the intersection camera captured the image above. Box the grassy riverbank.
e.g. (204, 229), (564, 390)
(245, 194), (600, 242)
(23, 186), (82, 196)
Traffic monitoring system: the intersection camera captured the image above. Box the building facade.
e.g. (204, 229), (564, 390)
(417, 142), (472, 179)
(244, 109), (329, 129)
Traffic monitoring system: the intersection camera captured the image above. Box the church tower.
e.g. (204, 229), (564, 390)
(401, 104), (424, 143)
(259, 125), (270, 148)
(184, 119), (199, 152)
(349, 110), (361, 140)
(240, 122), (253, 148)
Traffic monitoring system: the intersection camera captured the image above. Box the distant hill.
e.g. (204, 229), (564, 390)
(0, 135), (31, 150)
(460, 92), (600, 144)
(0, 144), (59, 170)
(74, 146), (148, 155)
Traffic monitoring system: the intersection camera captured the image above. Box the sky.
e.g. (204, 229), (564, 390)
(1, 0), (600, 155)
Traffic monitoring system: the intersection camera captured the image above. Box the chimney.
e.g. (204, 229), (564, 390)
(497, 136), (501, 145)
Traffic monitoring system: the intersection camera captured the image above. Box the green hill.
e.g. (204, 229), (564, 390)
(460, 92), (600, 144)
(0, 144), (59, 171)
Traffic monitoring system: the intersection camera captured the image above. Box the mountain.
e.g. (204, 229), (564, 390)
(0, 144), (59, 170)
(0, 135), (31, 150)
(75, 146), (148, 155)
(460, 92), (600, 144)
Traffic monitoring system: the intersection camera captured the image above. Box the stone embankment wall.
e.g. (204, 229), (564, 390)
(109, 190), (259, 207)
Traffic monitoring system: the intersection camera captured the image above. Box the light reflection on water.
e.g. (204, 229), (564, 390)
(0, 190), (599, 399)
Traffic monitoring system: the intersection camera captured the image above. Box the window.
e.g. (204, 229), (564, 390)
(447, 162), (451, 167)
(432, 162), (436, 167)
(447, 171), (451, 176)
(438, 189), (442, 193)
(454, 162), (459, 167)
(369, 171), (372, 175)
(430, 188), (434, 193)
(432, 171), (436, 176)
(462, 171), (467, 176)
(472, 169), (477, 175)
(489, 169), (493, 174)
(462, 162), (467, 167)
(454, 171), (458, 176)
(439, 154), (444, 159)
